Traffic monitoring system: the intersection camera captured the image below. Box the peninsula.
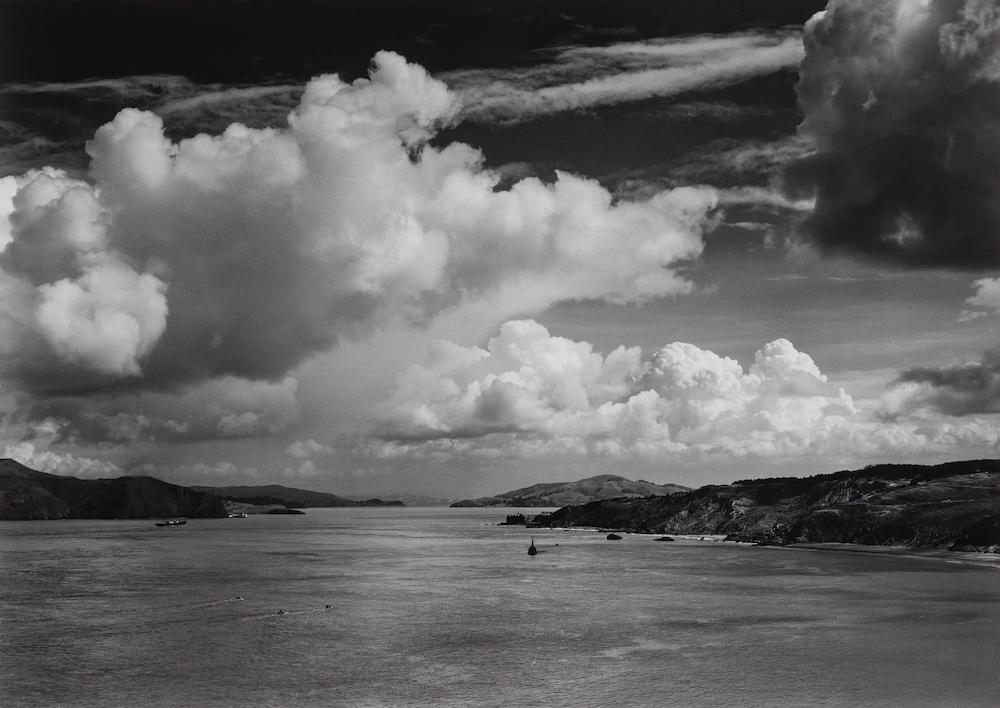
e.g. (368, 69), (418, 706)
(538, 460), (1000, 552)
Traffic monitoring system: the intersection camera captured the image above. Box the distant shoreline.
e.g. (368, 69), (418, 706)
(537, 526), (1000, 566)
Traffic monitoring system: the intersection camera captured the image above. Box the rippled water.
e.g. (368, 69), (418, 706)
(2, 507), (999, 707)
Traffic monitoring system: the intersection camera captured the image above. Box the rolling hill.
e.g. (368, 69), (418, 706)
(0, 459), (227, 520)
(450, 474), (688, 508)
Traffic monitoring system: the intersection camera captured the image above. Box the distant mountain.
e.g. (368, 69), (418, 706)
(191, 484), (405, 508)
(0, 459), (227, 520)
(538, 460), (1000, 552)
(450, 474), (688, 508)
(341, 493), (456, 507)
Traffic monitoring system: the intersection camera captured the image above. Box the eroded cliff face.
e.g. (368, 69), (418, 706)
(0, 459), (227, 520)
(541, 461), (1000, 550)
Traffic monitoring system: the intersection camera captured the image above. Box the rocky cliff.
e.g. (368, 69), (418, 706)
(451, 474), (688, 507)
(0, 459), (228, 520)
(539, 460), (1000, 551)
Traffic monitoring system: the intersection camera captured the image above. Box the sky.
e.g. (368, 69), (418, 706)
(2, 0), (1000, 498)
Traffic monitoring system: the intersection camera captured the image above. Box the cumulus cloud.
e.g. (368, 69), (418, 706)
(283, 459), (320, 479)
(0, 168), (168, 380)
(371, 319), (859, 458)
(0, 51), (718, 398)
(3, 441), (121, 479)
(286, 438), (333, 459)
(363, 322), (1000, 466)
(960, 276), (1000, 320)
(785, 0), (1000, 267)
(444, 32), (805, 123)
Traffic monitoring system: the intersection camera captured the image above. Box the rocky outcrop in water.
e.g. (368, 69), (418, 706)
(0, 459), (228, 520)
(539, 460), (1000, 550)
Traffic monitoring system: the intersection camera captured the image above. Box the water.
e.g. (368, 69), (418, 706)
(2, 507), (999, 708)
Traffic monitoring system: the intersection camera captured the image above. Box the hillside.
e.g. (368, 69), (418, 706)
(0, 459), (227, 520)
(191, 484), (405, 508)
(538, 460), (1000, 551)
(450, 474), (689, 508)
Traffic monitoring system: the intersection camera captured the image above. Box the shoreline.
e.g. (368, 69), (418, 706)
(541, 525), (1000, 567)
(778, 541), (1000, 567)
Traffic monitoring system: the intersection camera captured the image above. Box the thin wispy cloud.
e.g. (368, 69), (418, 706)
(657, 101), (777, 122)
(716, 186), (815, 212)
(669, 136), (814, 183)
(444, 31), (805, 123)
(1, 76), (303, 176)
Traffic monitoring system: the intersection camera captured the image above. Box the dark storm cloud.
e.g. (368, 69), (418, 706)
(785, 0), (1000, 268)
(892, 347), (1000, 415)
(17, 376), (301, 445)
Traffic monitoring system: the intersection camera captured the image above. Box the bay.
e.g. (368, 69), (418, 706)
(2, 507), (999, 708)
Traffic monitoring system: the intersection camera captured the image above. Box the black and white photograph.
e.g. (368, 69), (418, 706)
(2, 0), (1000, 705)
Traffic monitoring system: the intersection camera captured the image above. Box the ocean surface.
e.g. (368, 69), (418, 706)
(2, 507), (999, 708)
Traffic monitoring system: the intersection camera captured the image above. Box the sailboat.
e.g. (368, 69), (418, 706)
(527, 537), (537, 555)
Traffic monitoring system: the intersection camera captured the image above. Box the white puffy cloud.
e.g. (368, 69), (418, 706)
(445, 32), (805, 124)
(3, 441), (121, 479)
(371, 320), (859, 458)
(283, 459), (320, 479)
(367, 322), (1000, 466)
(0, 51), (718, 397)
(36, 257), (167, 377)
(286, 438), (333, 459)
(0, 168), (168, 379)
(0, 176), (17, 248)
(961, 277), (1000, 320)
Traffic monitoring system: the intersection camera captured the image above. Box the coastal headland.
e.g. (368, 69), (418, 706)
(534, 460), (1000, 552)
